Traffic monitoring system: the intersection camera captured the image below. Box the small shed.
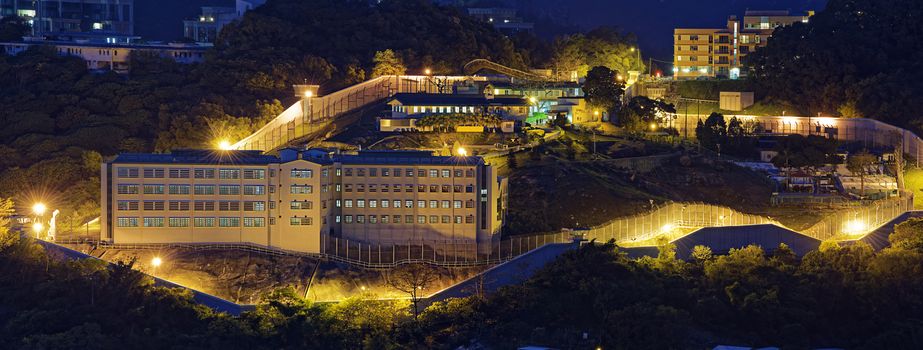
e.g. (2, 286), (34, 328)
(719, 91), (755, 111)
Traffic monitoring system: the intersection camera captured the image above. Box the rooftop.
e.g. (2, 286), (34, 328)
(112, 150), (278, 165)
(111, 149), (484, 166)
(389, 93), (529, 107)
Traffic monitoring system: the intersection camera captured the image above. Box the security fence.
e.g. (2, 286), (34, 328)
(800, 192), (914, 241)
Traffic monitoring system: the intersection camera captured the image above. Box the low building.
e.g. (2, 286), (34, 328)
(100, 148), (507, 255)
(1, 37), (208, 72)
(719, 91), (755, 111)
(550, 96), (599, 125)
(379, 92), (529, 132)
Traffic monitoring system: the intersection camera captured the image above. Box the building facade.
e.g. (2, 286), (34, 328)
(101, 149), (507, 255)
(673, 10), (812, 80)
(183, 0), (263, 43)
(1, 39), (207, 72)
(25, 0), (135, 36)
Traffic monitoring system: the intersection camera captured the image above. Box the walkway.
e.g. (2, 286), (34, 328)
(423, 241), (578, 307)
(857, 210), (923, 250)
(33, 239), (252, 316)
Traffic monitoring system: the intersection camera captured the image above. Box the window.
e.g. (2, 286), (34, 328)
(405, 185), (413, 192)
(335, 199), (342, 208)
(243, 169), (265, 179)
(369, 184), (377, 193)
(344, 215), (353, 223)
(455, 216), (463, 224)
(117, 201), (139, 211)
(117, 168), (139, 178)
(194, 201), (215, 211)
(442, 215), (450, 224)
(442, 185), (451, 193)
(466, 215), (474, 224)
(418, 215), (426, 224)
(466, 200), (475, 208)
(219, 169), (240, 179)
(454, 169), (463, 177)
(194, 185), (215, 195)
(290, 185), (313, 194)
(369, 215), (378, 224)
(429, 215), (438, 223)
(441, 200), (450, 208)
(168, 185), (190, 195)
(218, 185), (240, 195)
(369, 168), (377, 177)
(218, 201), (240, 211)
(357, 184), (365, 192)
(344, 168), (353, 176)
(169, 168), (190, 178)
(466, 185), (474, 193)
(357, 200), (366, 208)
(143, 217), (164, 227)
(418, 169), (426, 177)
(453, 200), (462, 209)
(429, 185), (438, 192)
(393, 215), (402, 224)
(117, 217), (138, 227)
(345, 200), (353, 208)
(357, 168), (366, 177)
(290, 201), (313, 210)
(369, 200), (377, 208)
(392, 184), (401, 193)
(407, 168), (415, 177)
(441, 170), (450, 178)
(356, 215), (365, 224)
(418, 185), (426, 192)
(243, 185), (264, 195)
(143, 201), (165, 211)
(169, 217), (190, 227)
(143, 168), (165, 178)
(406, 200), (414, 208)
(244, 217), (265, 227)
(194, 169), (216, 179)
(219, 217), (240, 227)
(381, 200), (389, 208)
(466, 169), (474, 177)
(335, 215), (341, 223)
(194, 217), (215, 227)
(168, 201), (190, 211)
(381, 215), (389, 224)
(429, 169), (438, 178)
(417, 200), (426, 208)
(394, 200), (402, 208)
(243, 201), (265, 211)
(143, 185), (164, 195)
(322, 169), (329, 177)
(290, 169), (313, 178)
(429, 200), (438, 209)
(454, 185), (462, 193)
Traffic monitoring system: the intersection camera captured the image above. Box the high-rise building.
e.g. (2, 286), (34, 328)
(25, 0), (135, 36)
(0, 0), (37, 22)
(673, 10), (812, 80)
(183, 0), (263, 43)
(100, 148), (507, 255)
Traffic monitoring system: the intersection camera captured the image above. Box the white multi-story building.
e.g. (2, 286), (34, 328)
(100, 148), (507, 254)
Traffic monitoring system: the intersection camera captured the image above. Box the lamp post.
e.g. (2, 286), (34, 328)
(293, 84), (320, 139)
(151, 256), (163, 277)
(32, 203), (46, 239)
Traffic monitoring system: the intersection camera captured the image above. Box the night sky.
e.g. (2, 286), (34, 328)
(138, 0), (827, 61)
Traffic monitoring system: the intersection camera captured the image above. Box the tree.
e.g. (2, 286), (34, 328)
(695, 112), (727, 151)
(388, 263), (439, 320)
(583, 66), (625, 117)
(771, 134), (842, 172)
(890, 217), (923, 251)
(0, 16), (29, 42)
(0, 198), (16, 251)
(506, 151), (518, 169)
(617, 96), (675, 130)
(371, 49), (406, 77)
(846, 150), (878, 196)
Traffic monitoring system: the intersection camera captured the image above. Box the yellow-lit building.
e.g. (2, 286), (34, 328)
(674, 10), (813, 80)
(101, 149), (507, 254)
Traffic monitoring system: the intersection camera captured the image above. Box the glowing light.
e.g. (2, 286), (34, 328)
(528, 96), (537, 104)
(630, 47), (636, 52)
(32, 203), (47, 216)
(660, 224), (674, 233)
(682, 68), (691, 73)
(304, 90), (313, 98)
(815, 117), (837, 126)
(151, 257), (163, 267)
(781, 116), (799, 125)
(649, 123), (658, 131)
(699, 68), (708, 74)
(32, 222), (44, 233)
(217, 140), (233, 151)
(457, 147), (468, 157)
(616, 74), (624, 81)
(424, 68), (431, 75)
(672, 67), (679, 73)
(843, 220), (868, 235)
(594, 110), (600, 116)
(360, 286), (367, 291)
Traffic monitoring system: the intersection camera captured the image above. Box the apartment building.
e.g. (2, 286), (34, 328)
(100, 149), (507, 255)
(673, 10), (812, 80)
(183, 1), (264, 43)
(1, 38), (207, 72)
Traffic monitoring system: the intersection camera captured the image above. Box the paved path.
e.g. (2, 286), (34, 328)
(858, 210), (923, 250)
(424, 241), (578, 307)
(34, 239), (252, 316)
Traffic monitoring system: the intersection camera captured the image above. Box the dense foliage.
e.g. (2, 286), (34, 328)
(747, 0), (923, 130)
(4, 208), (923, 348)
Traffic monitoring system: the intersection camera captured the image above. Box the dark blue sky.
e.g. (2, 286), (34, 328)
(139, 0), (827, 61)
(522, 0), (828, 60)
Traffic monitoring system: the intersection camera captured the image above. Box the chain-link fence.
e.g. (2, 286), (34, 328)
(800, 193), (914, 241)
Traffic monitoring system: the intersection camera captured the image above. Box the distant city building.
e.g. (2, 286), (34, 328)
(1, 34), (207, 72)
(673, 10), (813, 80)
(183, 0), (263, 43)
(100, 148), (507, 255)
(0, 0), (135, 36)
(466, 8), (533, 35)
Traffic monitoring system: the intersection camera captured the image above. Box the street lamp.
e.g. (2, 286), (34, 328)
(216, 140), (233, 151)
(457, 147), (468, 157)
(424, 68), (432, 76)
(151, 256), (163, 276)
(32, 203), (46, 216)
(32, 222), (44, 237)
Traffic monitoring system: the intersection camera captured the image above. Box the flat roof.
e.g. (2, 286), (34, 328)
(112, 150), (278, 165)
(390, 93), (529, 107)
(339, 150), (484, 166)
(111, 149), (485, 166)
(2, 41), (210, 51)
